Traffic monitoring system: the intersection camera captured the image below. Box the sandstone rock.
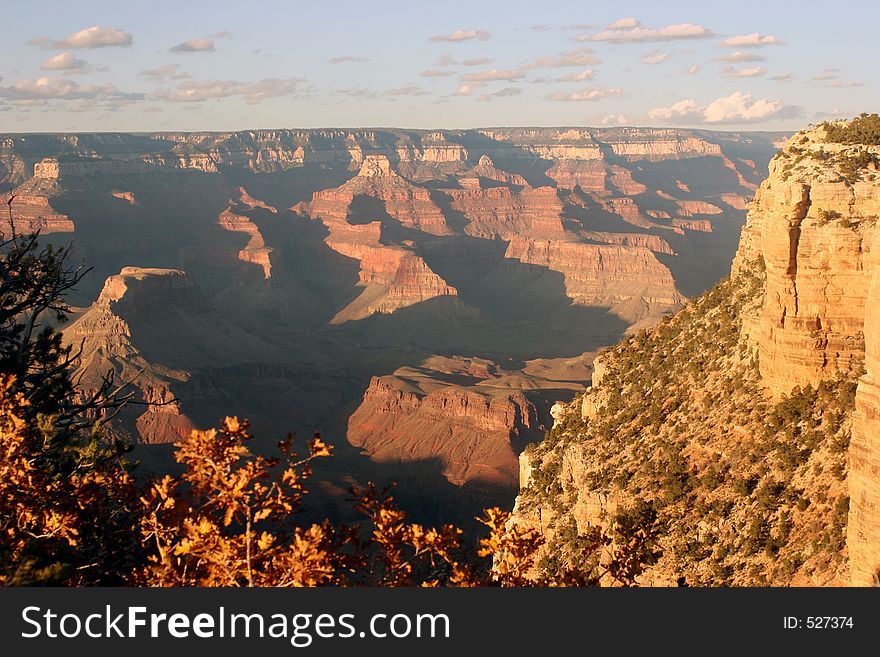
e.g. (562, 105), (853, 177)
(111, 190), (136, 204)
(217, 206), (273, 278)
(733, 129), (880, 394)
(505, 237), (683, 317)
(316, 217), (457, 322)
(850, 229), (880, 585)
(348, 364), (540, 488)
(443, 185), (566, 240)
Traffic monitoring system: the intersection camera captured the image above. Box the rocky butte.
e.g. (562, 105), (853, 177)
(509, 116), (880, 586)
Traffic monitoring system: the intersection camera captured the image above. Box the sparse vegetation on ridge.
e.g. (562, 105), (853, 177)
(519, 256), (856, 586)
(821, 113), (880, 145)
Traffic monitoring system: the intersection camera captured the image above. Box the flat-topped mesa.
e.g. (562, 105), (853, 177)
(141, 147), (219, 173)
(603, 130), (723, 161)
(579, 231), (675, 254)
(97, 267), (194, 304)
(396, 134), (469, 165)
(34, 155), (152, 178)
(348, 370), (540, 488)
(217, 206), (273, 278)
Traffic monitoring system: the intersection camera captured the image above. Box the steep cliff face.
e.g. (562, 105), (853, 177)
(443, 185), (566, 240)
(735, 128), (880, 396)
(850, 229), (880, 585)
(508, 118), (880, 586)
(504, 238), (683, 318)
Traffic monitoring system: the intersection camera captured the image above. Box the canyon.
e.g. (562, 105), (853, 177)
(1, 126), (781, 523)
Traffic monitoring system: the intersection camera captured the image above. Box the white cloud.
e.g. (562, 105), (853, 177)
(769, 73), (794, 83)
(647, 98), (703, 122)
(420, 69), (456, 78)
(0, 76), (141, 102)
(579, 21), (712, 43)
(813, 68), (840, 81)
(546, 86), (623, 101)
(720, 33), (785, 47)
(430, 29), (490, 42)
(608, 17), (640, 30)
(719, 51), (765, 62)
(704, 91), (785, 122)
(328, 55), (369, 64)
(462, 58), (492, 66)
(30, 26), (133, 49)
(529, 47), (600, 68)
(40, 51), (87, 71)
(454, 83), (485, 96)
(556, 68), (595, 82)
(599, 113), (629, 125)
(150, 78), (304, 103)
(478, 87), (523, 101)
(641, 52), (669, 65)
(810, 69), (862, 87)
(648, 91), (794, 124)
(684, 64), (701, 75)
(387, 85), (430, 96)
(140, 64), (190, 81)
(170, 38), (215, 53)
(461, 68), (526, 82)
(724, 66), (767, 78)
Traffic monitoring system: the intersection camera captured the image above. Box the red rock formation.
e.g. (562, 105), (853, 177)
(316, 217), (457, 322)
(63, 268), (196, 444)
(673, 199), (724, 217)
(579, 231), (675, 254)
(443, 185), (566, 240)
(546, 160), (606, 192)
(348, 370), (539, 488)
(672, 218), (713, 232)
(111, 190), (136, 204)
(718, 193), (750, 210)
(733, 137), (880, 395)
(303, 155), (451, 235)
(723, 125), (880, 585)
(504, 237), (683, 313)
(609, 164), (647, 195)
(217, 206), (273, 278)
(7, 193), (74, 234)
(7, 163), (74, 233)
(236, 186), (277, 213)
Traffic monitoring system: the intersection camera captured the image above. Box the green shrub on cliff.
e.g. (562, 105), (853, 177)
(822, 113), (880, 145)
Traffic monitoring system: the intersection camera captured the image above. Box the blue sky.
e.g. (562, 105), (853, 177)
(0, 0), (876, 132)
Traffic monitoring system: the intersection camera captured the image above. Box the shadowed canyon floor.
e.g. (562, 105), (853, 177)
(1, 127), (784, 525)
